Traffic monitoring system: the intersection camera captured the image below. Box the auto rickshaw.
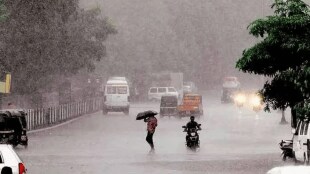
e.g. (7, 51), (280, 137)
(0, 110), (28, 147)
(0, 113), (15, 144)
(159, 95), (178, 118)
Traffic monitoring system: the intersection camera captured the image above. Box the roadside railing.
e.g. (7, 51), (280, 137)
(24, 98), (102, 131)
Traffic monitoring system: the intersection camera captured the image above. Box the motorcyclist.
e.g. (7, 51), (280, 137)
(184, 116), (201, 142)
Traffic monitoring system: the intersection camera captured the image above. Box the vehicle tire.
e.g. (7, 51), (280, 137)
(304, 153), (310, 165)
(177, 114), (182, 120)
(198, 114), (203, 120)
(124, 108), (129, 115)
(102, 106), (108, 115)
(24, 141), (28, 149)
(294, 152), (299, 164)
(282, 154), (287, 161)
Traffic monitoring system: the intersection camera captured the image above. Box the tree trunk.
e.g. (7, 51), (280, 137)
(291, 107), (297, 128)
(280, 109), (288, 125)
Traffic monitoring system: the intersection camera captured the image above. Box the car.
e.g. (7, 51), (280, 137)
(267, 166), (310, 174)
(148, 87), (178, 101)
(0, 144), (27, 174)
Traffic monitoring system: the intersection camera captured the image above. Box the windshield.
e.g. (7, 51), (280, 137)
(168, 88), (176, 92)
(161, 97), (178, 107)
(106, 86), (128, 94)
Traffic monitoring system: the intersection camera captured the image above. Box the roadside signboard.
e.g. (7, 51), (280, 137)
(0, 73), (11, 93)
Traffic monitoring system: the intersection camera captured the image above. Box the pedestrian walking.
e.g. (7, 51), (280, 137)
(144, 115), (158, 151)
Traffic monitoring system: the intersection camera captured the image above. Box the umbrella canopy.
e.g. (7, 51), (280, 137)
(136, 110), (158, 120)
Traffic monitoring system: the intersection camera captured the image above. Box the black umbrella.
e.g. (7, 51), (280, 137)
(136, 110), (158, 120)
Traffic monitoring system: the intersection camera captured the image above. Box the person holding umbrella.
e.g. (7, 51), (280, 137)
(136, 110), (158, 151)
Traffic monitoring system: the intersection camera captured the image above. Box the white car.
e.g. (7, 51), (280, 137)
(0, 144), (26, 174)
(148, 87), (178, 101)
(267, 166), (310, 174)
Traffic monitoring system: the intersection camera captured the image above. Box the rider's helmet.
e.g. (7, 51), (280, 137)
(190, 116), (195, 121)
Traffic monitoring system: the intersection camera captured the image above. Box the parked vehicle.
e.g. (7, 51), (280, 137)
(148, 87), (178, 101)
(103, 78), (130, 115)
(292, 119), (310, 164)
(279, 139), (294, 161)
(182, 124), (201, 150)
(0, 110), (28, 148)
(177, 94), (203, 119)
(0, 144), (27, 174)
(159, 95), (178, 118)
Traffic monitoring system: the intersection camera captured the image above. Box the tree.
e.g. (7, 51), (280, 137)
(0, 0), (116, 95)
(236, 0), (310, 127)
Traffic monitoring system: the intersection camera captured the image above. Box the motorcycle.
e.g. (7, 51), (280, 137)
(279, 139), (294, 161)
(182, 124), (201, 150)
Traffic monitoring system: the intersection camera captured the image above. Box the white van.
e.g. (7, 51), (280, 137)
(103, 79), (130, 115)
(293, 120), (310, 163)
(148, 87), (178, 101)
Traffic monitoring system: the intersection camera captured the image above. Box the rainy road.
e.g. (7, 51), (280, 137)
(16, 91), (293, 174)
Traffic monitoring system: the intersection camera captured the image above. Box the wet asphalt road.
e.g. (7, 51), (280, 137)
(16, 91), (294, 174)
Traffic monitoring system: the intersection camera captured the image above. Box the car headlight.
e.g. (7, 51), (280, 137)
(234, 93), (246, 104)
(190, 132), (196, 136)
(250, 95), (262, 107)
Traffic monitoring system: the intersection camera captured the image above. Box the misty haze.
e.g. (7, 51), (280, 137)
(0, 0), (309, 174)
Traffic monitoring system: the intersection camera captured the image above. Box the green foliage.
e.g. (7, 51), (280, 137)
(295, 100), (310, 119)
(0, 0), (8, 22)
(0, 0), (116, 94)
(236, 0), (310, 121)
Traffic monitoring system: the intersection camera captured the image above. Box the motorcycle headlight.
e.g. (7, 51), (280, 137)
(190, 132), (196, 136)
